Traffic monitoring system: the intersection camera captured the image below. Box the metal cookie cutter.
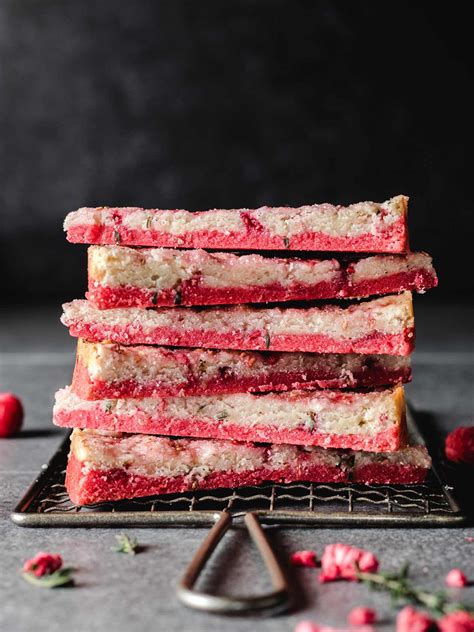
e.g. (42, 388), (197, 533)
(177, 511), (291, 615)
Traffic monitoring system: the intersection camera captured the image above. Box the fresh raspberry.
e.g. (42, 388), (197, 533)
(396, 606), (436, 632)
(319, 543), (379, 582)
(23, 552), (63, 577)
(348, 606), (376, 625)
(0, 393), (24, 437)
(291, 550), (318, 567)
(438, 610), (474, 631)
(446, 569), (469, 588)
(445, 427), (474, 466)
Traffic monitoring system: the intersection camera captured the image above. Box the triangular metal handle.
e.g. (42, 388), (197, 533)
(176, 512), (291, 615)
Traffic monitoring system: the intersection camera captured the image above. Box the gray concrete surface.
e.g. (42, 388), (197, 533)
(0, 302), (473, 632)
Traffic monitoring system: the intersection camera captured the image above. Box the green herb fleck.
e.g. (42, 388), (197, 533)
(305, 412), (316, 432)
(216, 411), (228, 421)
(113, 229), (121, 244)
(151, 292), (158, 306)
(145, 215), (153, 229)
(112, 533), (140, 555)
(283, 237), (290, 249)
(104, 401), (114, 413)
(196, 403), (208, 413)
(174, 288), (182, 305)
(22, 567), (75, 589)
(264, 332), (271, 349)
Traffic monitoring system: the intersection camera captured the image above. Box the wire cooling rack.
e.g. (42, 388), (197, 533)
(11, 411), (465, 528)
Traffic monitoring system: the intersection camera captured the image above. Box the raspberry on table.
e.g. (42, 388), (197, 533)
(0, 393), (24, 438)
(445, 427), (474, 466)
(395, 606), (435, 632)
(348, 606), (376, 625)
(445, 568), (469, 588)
(291, 550), (318, 568)
(438, 610), (474, 631)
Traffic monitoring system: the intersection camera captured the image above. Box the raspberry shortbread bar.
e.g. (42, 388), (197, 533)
(352, 445), (431, 484)
(62, 292), (414, 355)
(64, 195), (408, 252)
(87, 247), (436, 308)
(65, 429), (349, 505)
(65, 429), (430, 505)
(54, 385), (406, 451)
(73, 339), (411, 399)
(345, 252), (436, 299)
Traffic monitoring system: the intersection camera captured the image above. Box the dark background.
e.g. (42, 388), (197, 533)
(1, 1), (472, 304)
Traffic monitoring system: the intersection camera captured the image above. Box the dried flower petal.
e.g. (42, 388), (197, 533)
(319, 543), (379, 583)
(348, 606), (376, 625)
(23, 552), (63, 577)
(291, 550), (318, 568)
(446, 569), (469, 588)
(396, 606), (435, 632)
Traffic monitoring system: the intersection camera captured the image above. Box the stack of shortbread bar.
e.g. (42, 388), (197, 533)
(55, 195), (437, 505)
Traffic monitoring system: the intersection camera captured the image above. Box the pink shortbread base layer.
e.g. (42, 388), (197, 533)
(65, 453), (347, 505)
(345, 268), (436, 299)
(54, 409), (404, 452)
(352, 464), (428, 485)
(67, 321), (415, 356)
(72, 357), (411, 400)
(87, 267), (436, 309)
(67, 216), (407, 253)
(87, 279), (341, 309)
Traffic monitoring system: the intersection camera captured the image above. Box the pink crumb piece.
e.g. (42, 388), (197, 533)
(291, 550), (318, 568)
(446, 569), (469, 588)
(319, 543), (379, 582)
(396, 606), (436, 632)
(438, 610), (474, 631)
(348, 606), (376, 625)
(23, 552), (63, 577)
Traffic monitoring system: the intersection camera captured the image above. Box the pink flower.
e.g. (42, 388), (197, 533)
(291, 550), (318, 568)
(23, 552), (63, 577)
(348, 606), (376, 625)
(438, 611), (474, 632)
(319, 543), (379, 582)
(294, 623), (357, 632)
(446, 569), (469, 588)
(294, 623), (321, 632)
(396, 606), (436, 632)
